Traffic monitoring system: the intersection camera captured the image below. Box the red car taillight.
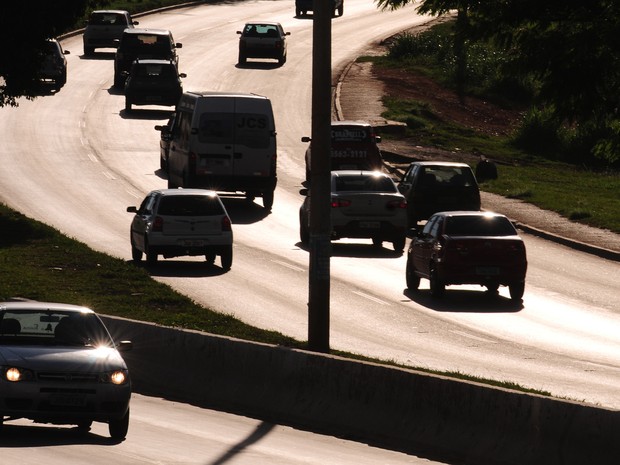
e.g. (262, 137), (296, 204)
(386, 199), (407, 210)
(331, 198), (351, 208)
(222, 216), (232, 232)
(152, 216), (164, 232)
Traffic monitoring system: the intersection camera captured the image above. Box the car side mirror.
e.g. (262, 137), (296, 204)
(179, 73), (187, 78)
(116, 340), (133, 352)
(285, 32), (291, 36)
(375, 135), (382, 143)
(299, 188), (309, 196)
(301, 136), (311, 143)
(176, 43), (183, 48)
(127, 206), (137, 213)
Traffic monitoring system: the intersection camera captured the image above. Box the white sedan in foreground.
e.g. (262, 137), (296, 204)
(0, 301), (132, 440)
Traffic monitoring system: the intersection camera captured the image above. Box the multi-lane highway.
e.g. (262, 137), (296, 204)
(1, 1), (619, 460)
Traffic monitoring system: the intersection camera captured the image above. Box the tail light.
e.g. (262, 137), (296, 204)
(386, 199), (407, 210)
(152, 216), (164, 232)
(222, 216), (232, 232)
(331, 198), (351, 208)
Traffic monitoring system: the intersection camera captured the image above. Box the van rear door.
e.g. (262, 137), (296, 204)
(230, 96), (275, 179)
(194, 97), (236, 178)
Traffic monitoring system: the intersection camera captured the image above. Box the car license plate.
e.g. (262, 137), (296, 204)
(50, 393), (86, 407)
(359, 221), (380, 229)
(181, 239), (205, 247)
(476, 266), (499, 276)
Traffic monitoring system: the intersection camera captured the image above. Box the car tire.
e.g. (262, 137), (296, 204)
(278, 54), (286, 66)
(509, 281), (525, 301)
(131, 243), (142, 262)
(220, 246), (233, 270)
(145, 241), (157, 265)
(77, 420), (93, 432)
(238, 52), (246, 65)
(337, 4), (344, 16)
(113, 73), (123, 89)
(84, 46), (94, 56)
(160, 154), (168, 172)
(392, 236), (406, 253)
(429, 266), (444, 297)
(262, 189), (274, 211)
(300, 213), (309, 244)
(205, 252), (216, 265)
(405, 259), (420, 291)
(109, 409), (129, 440)
(125, 99), (132, 112)
(372, 237), (382, 248)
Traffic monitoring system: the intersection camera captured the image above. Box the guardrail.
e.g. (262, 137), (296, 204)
(102, 314), (618, 465)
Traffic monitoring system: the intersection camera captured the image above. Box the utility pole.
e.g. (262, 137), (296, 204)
(307, 0), (332, 353)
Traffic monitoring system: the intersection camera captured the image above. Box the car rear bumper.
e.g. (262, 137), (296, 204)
(332, 220), (407, 240)
(436, 262), (527, 286)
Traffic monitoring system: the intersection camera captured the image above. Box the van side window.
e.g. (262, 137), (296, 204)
(176, 112), (192, 146)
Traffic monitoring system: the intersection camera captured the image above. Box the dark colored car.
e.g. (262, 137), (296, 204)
(296, 0), (343, 17)
(83, 10), (138, 55)
(124, 59), (185, 112)
(303, 120), (383, 181)
(237, 22), (290, 65)
(405, 211), (527, 300)
(38, 39), (69, 91)
(114, 28), (182, 88)
(155, 113), (176, 171)
(397, 161), (481, 226)
(0, 301), (132, 439)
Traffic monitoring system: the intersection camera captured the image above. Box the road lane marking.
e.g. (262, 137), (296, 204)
(351, 290), (389, 306)
(449, 330), (496, 344)
(271, 260), (304, 272)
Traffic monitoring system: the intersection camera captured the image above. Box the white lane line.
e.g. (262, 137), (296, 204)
(86, 152), (98, 163)
(449, 330), (496, 344)
(351, 290), (389, 306)
(102, 171), (116, 180)
(271, 260), (305, 272)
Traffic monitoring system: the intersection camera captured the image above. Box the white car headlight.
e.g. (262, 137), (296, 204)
(2, 366), (34, 382)
(106, 369), (129, 385)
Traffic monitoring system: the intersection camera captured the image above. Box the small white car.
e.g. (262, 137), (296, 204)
(0, 301), (132, 439)
(127, 189), (234, 269)
(299, 170), (408, 252)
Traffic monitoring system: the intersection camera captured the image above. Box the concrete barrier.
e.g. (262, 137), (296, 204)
(102, 315), (619, 465)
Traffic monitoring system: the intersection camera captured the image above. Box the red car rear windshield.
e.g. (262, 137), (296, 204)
(445, 216), (517, 236)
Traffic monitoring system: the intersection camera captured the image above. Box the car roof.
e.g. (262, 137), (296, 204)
(91, 10), (130, 15)
(244, 21), (282, 26)
(410, 161), (472, 168)
(122, 28), (171, 36)
(153, 188), (219, 197)
(432, 211), (507, 219)
(0, 301), (95, 314)
(331, 170), (390, 178)
(133, 58), (175, 65)
(185, 91), (268, 100)
(331, 120), (372, 128)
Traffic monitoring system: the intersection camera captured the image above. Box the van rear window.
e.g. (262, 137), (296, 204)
(198, 113), (270, 148)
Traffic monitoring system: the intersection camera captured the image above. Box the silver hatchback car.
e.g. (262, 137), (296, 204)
(127, 189), (234, 269)
(299, 170), (408, 252)
(0, 301), (132, 439)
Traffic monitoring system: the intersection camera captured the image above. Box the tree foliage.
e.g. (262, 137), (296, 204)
(376, 0), (620, 167)
(0, 1), (99, 107)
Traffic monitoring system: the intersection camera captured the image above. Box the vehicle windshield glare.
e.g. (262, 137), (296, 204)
(0, 311), (114, 347)
(445, 215), (517, 236)
(335, 175), (397, 193)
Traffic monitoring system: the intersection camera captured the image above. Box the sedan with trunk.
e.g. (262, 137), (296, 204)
(405, 211), (527, 300)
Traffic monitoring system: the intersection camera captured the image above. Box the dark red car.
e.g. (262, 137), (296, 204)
(405, 211), (527, 300)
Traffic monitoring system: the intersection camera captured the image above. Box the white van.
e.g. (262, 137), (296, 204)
(164, 91), (277, 210)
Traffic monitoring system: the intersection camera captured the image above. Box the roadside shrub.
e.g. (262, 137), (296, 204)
(512, 106), (568, 157)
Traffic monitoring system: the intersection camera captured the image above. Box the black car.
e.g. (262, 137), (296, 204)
(155, 113), (176, 171)
(397, 161), (481, 226)
(124, 59), (185, 112)
(114, 28), (182, 88)
(38, 39), (69, 91)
